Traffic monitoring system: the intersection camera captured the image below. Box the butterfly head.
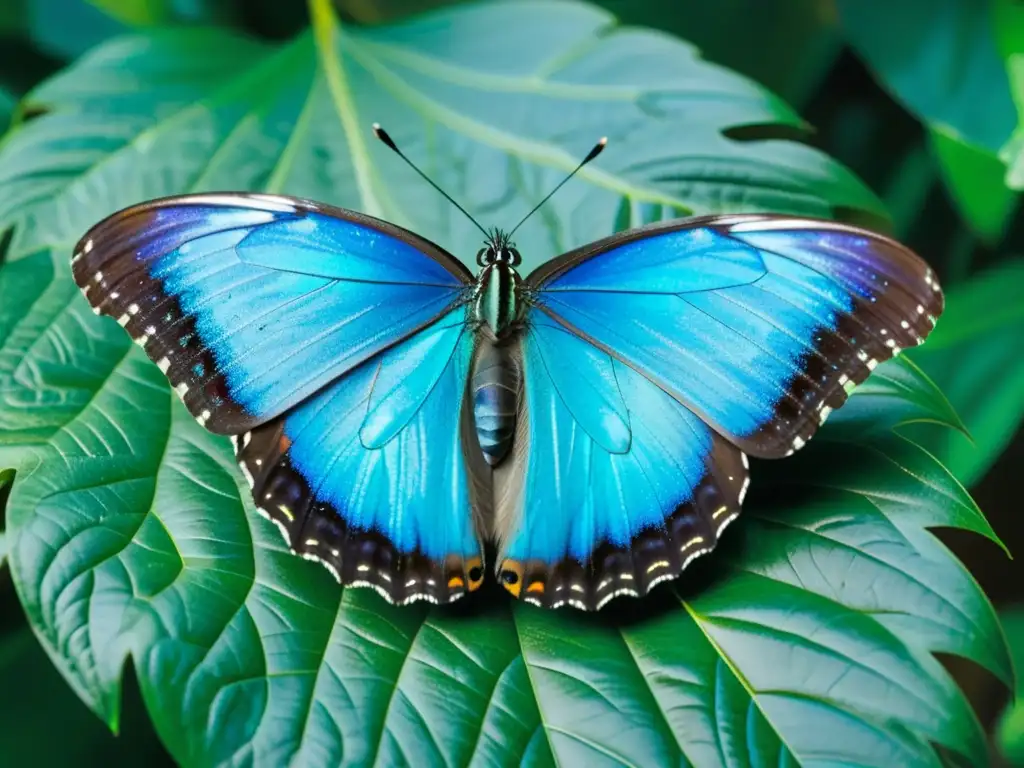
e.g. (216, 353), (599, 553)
(477, 229), (522, 267)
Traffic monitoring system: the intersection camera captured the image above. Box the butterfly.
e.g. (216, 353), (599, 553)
(71, 126), (943, 610)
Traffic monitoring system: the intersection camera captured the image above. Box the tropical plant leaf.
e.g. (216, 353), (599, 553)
(837, 0), (1014, 155)
(838, 0), (1023, 227)
(0, 623), (173, 764)
(822, 356), (966, 441)
(83, 0), (234, 25)
(23, 0), (128, 58)
(0, 1), (1008, 765)
(0, 0), (883, 272)
(997, 607), (1024, 766)
(930, 126), (1018, 244)
(905, 259), (1024, 487)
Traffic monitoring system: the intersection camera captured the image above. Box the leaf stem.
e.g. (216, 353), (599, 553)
(308, 0), (383, 217)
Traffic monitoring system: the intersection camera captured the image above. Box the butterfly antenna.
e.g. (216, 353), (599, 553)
(507, 137), (608, 238)
(372, 123), (490, 240)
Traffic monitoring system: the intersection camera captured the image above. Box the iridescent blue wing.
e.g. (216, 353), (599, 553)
(525, 215), (943, 458)
(494, 216), (942, 608)
(236, 311), (486, 604)
(72, 193), (472, 433)
(493, 314), (748, 609)
(74, 194), (485, 604)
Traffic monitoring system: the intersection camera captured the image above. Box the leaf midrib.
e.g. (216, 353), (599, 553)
(682, 598), (805, 767)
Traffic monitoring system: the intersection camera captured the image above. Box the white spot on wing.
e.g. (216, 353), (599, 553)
(157, 357), (170, 373)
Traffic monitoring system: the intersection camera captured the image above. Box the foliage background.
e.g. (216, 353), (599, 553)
(0, 0), (1022, 765)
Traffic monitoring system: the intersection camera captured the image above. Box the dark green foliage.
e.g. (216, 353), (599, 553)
(0, 1), (1021, 765)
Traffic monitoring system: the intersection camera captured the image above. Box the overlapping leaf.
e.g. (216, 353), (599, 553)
(998, 607), (1024, 765)
(906, 259), (1024, 487)
(0, 1), (1008, 765)
(838, 0), (1021, 238)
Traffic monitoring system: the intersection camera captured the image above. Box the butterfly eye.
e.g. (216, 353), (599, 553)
(508, 248), (522, 266)
(476, 248), (489, 266)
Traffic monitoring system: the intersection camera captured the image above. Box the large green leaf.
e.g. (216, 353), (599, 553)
(338, 0), (843, 108)
(905, 259), (1024, 487)
(838, 0), (1014, 155)
(0, 0), (882, 271)
(0, 1), (1007, 764)
(838, 0), (1021, 236)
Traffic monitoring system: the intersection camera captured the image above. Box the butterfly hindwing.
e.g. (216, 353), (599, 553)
(72, 193), (471, 433)
(527, 215), (943, 458)
(493, 314), (748, 610)
(236, 309), (487, 604)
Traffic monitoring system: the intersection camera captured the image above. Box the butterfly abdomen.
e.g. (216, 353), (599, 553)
(471, 338), (520, 466)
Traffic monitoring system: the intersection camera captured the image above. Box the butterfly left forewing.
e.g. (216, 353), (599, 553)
(73, 193), (471, 434)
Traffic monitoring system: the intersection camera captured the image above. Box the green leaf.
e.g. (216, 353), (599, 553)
(838, 0), (1022, 226)
(930, 125), (1018, 244)
(997, 607), (1024, 765)
(838, 0), (1014, 155)
(0, 2), (1005, 764)
(0, 624), (173, 764)
(24, 0), (128, 59)
(339, 0), (844, 108)
(823, 356), (967, 441)
(595, 0), (842, 110)
(83, 0), (235, 25)
(0, 0), (883, 271)
(0, 0), (25, 34)
(85, 0), (174, 24)
(905, 259), (1024, 487)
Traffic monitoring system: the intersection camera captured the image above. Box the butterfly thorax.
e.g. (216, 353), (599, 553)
(472, 233), (525, 340)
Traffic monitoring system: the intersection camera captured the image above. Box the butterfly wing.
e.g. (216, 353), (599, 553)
(72, 193), (472, 433)
(526, 215), (943, 458)
(237, 311), (486, 604)
(494, 215), (942, 608)
(74, 193), (485, 603)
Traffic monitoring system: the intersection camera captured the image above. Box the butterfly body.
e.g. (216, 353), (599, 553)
(73, 190), (944, 611)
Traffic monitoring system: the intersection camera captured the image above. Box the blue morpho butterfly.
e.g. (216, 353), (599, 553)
(72, 125), (944, 610)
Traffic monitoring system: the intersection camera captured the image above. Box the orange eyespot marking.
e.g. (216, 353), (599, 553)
(447, 575), (465, 590)
(499, 560), (524, 598)
(466, 557), (484, 590)
(279, 434), (292, 453)
(526, 581), (545, 595)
